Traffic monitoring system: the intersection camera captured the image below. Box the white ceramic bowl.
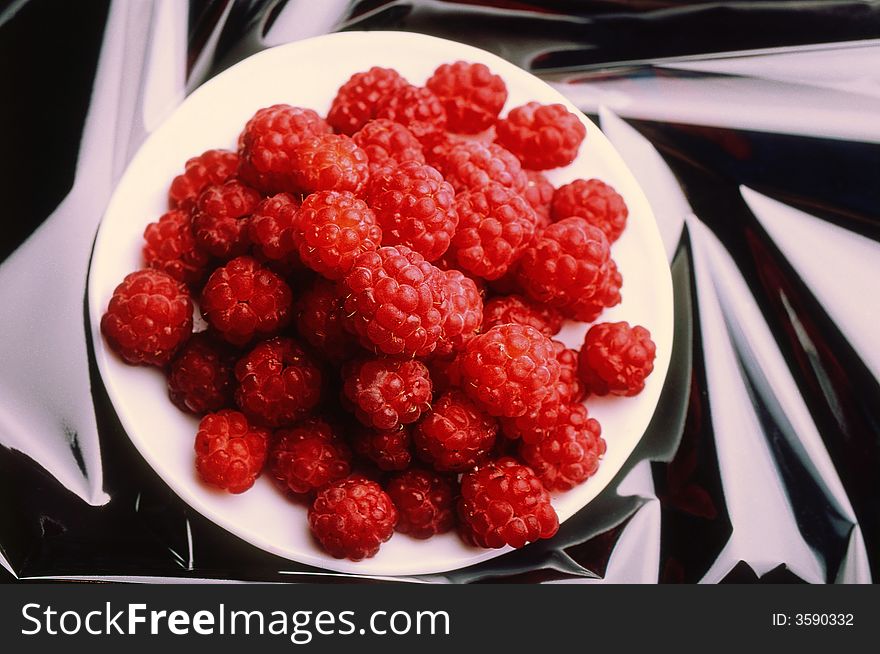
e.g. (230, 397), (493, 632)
(88, 31), (673, 576)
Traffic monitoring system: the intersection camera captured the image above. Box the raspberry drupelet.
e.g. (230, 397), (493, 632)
(194, 409), (270, 494)
(269, 418), (352, 495)
(553, 338), (586, 404)
(292, 190), (382, 280)
(351, 425), (413, 471)
(432, 141), (527, 195)
(499, 388), (564, 445)
(247, 193), (300, 265)
(495, 101), (586, 170)
(293, 277), (359, 363)
(341, 245), (446, 357)
(523, 170), (554, 228)
(352, 118), (425, 174)
(167, 332), (236, 414)
(365, 161), (458, 262)
(290, 133), (370, 196)
(551, 178), (628, 243)
(435, 269), (483, 356)
(327, 67), (409, 136)
(234, 336), (323, 428)
(200, 256), (292, 346)
(481, 294), (563, 337)
(458, 457), (559, 548)
(386, 467), (456, 539)
(192, 180), (262, 260)
(426, 60), (508, 134)
(237, 104), (332, 193)
(578, 321), (656, 396)
(413, 390), (497, 473)
(563, 258), (622, 322)
(168, 148), (239, 212)
(308, 476), (398, 560)
(448, 182), (538, 281)
(376, 85), (447, 144)
(142, 209), (212, 288)
(101, 269), (193, 366)
(342, 357), (432, 431)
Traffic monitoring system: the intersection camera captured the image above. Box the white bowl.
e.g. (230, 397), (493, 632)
(88, 31), (673, 576)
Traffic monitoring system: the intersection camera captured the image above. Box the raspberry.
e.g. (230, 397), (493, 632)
(435, 269), (483, 356)
(351, 425), (413, 471)
(167, 332), (235, 414)
(523, 170), (554, 228)
(192, 180), (261, 259)
(341, 245), (446, 357)
(578, 322), (656, 396)
(327, 67), (409, 136)
(101, 269), (193, 366)
(553, 338), (585, 404)
(200, 256), (292, 346)
(519, 403), (604, 492)
(168, 149), (239, 212)
(499, 388), (563, 445)
(413, 390), (497, 472)
(247, 193), (300, 264)
(563, 258), (622, 322)
(308, 477), (397, 560)
(234, 336), (323, 427)
(294, 277), (358, 363)
(426, 61), (507, 134)
(290, 133), (370, 195)
(269, 418), (352, 495)
(448, 183), (537, 281)
(481, 294), (563, 337)
(432, 141), (526, 194)
(352, 119), (425, 174)
(516, 217), (610, 313)
(365, 161), (457, 262)
(458, 457), (558, 548)
(386, 467), (456, 539)
(293, 191), (382, 280)
(551, 178), (628, 243)
(376, 85), (447, 144)
(342, 357), (432, 431)
(495, 102), (586, 170)
(459, 324), (560, 418)
(238, 104), (332, 193)
(143, 209), (212, 287)
(194, 409), (269, 494)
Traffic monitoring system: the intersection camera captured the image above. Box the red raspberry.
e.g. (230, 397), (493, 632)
(308, 477), (398, 560)
(482, 294), (563, 337)
(365, 161), (457, 262)
(376, 85), (447, 144)
(341, 245), (446, 357)
(352, 119), (425, 174)
(290, 133), (370, 195)
(327, 67), (409, 136)
(433, 141), (526, 194)
(578, 322), (656, 396)
(553, 339), (585, 404)
(519, 403), (605, 492)
(200, 256), (292, 346)
(516, 217), (610, 313)
(101, 269), (193, 366)
(194, 409), (269, 494)
(386, 467), (456, 539)
(495, 102), (586, 170)
(192, 180), (261, 259)
(413, 390), (497, 472)
(143, 209), (212, 288)
(499, 388), (563, 445)
(562, 258), (622, 322)
(435, 269), (483, 356)
(238, 104), (332, 193)
(234, 336), (323, 427)
(294, 277), (358, 363)
(247, 193), (300, 264)
(269, 418), (352, 495)
(168, 148), (239, 212)
(342, 357), (432, 431)
(458, 457), (558, 548)
(459, 324), (560, 418)
(448, 183), (537, 281)
(167, 332), (235, 414)
(351, 425), (413, 471)
(293, 191), (382, 280)
(552, 178), (628, 243)
(523, 170), (554, 228)
(426, 61), (507, 134)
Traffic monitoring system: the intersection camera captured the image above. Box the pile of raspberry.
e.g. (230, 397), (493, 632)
(101, 60), (656, 562)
